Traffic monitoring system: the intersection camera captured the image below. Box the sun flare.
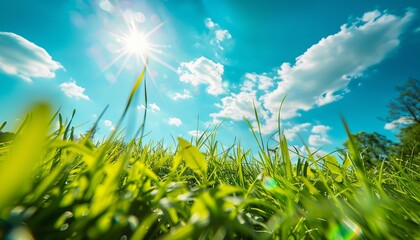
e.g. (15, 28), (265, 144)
(124, 31), (149, 55)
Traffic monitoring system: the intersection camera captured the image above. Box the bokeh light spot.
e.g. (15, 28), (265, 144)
(263, 177), (277, 190)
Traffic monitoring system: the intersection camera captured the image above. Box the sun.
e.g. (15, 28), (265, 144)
(100, 8), (177, 85)
(124, 31), (149, 55)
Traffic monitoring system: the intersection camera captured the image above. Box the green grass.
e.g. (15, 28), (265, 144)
(0, 69), (419, 239)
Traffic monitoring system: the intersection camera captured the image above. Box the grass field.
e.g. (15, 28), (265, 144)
(0, 68), (419, 239)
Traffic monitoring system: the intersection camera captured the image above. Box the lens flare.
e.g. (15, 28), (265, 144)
(328, 219), (362, 240)
(101, 8), (177, 85)
(263, 177), (277, 190)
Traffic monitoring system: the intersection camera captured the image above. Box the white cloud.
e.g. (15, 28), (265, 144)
(188, 130), (204, 137)
(258, 9), (415, 134)
(283, 123), (312, 140)
(137, 103), (161, 112)
(361, 9), (381, 22)
(308, 135), (332, 147)
(172, 89), (193, 100)
(244, 73), (274, 91)
(149, 103), (160, 112)
(137, 105), (146, 111)
(0, 32), (63, 82)
(384, 116), (414, 130)
(308, 125), (332, 147)
(205, 18), (215, 29)
(204, 18), (232, 50)
(311, 125), (332, 135)
(178, 56), (225, 95)
(168, 117), (182, 127)
(298, 145), (328, 157)
(59, 80), (90, 100)
(210, 90), (268, 122)
(103, 120), (115, 131)
(215, 29), (232, 42)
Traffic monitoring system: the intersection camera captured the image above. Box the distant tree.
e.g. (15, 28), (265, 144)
(387, 78), (420, 124)
(385, 78), (420, 163)
(397, 123), (420, 164)
(343, 131), (396, 165)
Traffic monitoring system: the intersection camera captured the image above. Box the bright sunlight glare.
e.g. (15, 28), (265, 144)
(102, 8), (177, 85)
(124, 31), (149, 55)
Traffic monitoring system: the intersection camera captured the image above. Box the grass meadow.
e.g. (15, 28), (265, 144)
(0, 66), (419, 239)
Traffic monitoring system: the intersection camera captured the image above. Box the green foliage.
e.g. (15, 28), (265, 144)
(0, 104), (419, 239)
(343, 131), (396, 165)
(398, 122), (420, 164)
(1, 73), (419, 239)
(385, 78), (420, 165)
(387, 78), (420, 124)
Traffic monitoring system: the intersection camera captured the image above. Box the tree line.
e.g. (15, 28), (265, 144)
(344, 78), (419, 166)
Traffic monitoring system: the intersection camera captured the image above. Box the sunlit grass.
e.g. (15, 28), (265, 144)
(0, 68), (419, 239)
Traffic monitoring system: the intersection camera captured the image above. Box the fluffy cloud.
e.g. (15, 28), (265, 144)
(0, 32), (63, 82)
(149, 103), (160, 112)
(204, 18), (232, 50)
(59, 80), (90, 100)
(244, 73), (274, 91)
(172, 89), (193, 100)
(137, 103), (161, 112)
(311, 125), (332, 135)
(188, 130), (204, 137)
(283, 123), (312, 140)
(210, 90), (268, 122)
(168, 117), (182, 127)
(178, 57), (225, 95)
(384, 116), (414, 130)
(308, 125), (332, 147)
(210, 9), (414, 135)
(103, 120), (115, 131)
(258, 9), (415, 134)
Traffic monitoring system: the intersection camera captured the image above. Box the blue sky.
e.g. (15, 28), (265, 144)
(1, 0), (419, 154)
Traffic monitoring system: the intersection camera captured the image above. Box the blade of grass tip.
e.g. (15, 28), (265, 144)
(280, 134), (293, 180)
(0, 121), (7, 131)
(252, 100), (265, 150)
(48, 106), (61, 126)
(91, 61), (148, 172)
(134, 70), (148, 143)
(83, 104), (109, 141)
(63, 109), (76, 140)
(116, 58), (148, 130)
(299, 136), (335, 196)
(15, 114), (29, 135)
(276, 95), (287, 143)
(340, 115), (366, 175)
(0, 103), (50, 209)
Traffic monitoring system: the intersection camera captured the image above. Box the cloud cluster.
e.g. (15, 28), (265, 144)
(137, 103), (161, 113)
(188, 130), (204, 137)
(0, 32), (63, 82)
(204, 18), (232, 50)
(168, 117), (182, 127)
(178, 56), (225, 96)
(283, 123), (311, 140)
(172, 89), (193, 100)
(308, 125), (332, 146)
(210, 9), (415, 136)
(59, 80), (90, 100)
